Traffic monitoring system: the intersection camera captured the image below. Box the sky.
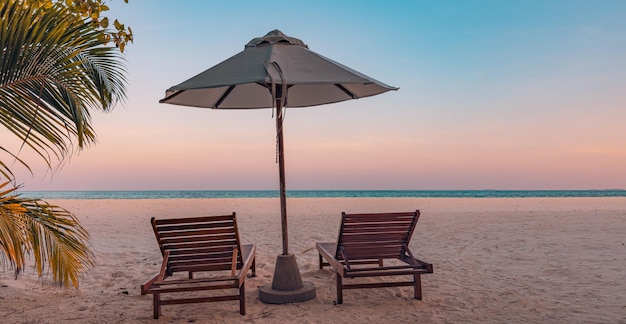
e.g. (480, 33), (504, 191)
(6, 0), (626, 190)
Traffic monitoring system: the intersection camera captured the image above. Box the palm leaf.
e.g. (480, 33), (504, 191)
(0, 0), (127, 176)
(0, 1), (126, 288)
(0, 181), (94, 287)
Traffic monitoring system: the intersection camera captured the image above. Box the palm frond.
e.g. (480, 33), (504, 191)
(0, 0), (127, 176)
(0, 181), (94, 287)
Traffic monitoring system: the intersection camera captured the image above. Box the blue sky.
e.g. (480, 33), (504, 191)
(8, 0), (626, 190)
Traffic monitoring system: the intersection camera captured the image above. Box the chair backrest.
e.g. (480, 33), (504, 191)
(151, 213), (244, 273)
(335, 211), (420, 260)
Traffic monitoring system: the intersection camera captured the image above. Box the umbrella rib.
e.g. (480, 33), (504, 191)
(215, 85), (236, 108)
(158, 90), (184, 103)
(334, 84), (357, 99)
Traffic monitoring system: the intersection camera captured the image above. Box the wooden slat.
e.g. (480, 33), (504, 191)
(343, 223), (412, 228)
(344, 228), (409, 234)
(167, 250), (235, 260)
(344, 253), (400, 260)
(170, 265), (232, 273)
(170, 266), (231, 274)
(342, 225), (412, 233)
(157, 229), (237, 239)
(163, 246), (235, 254)
(169, 263), (233, 271)
(343, 211), (415, 217)
(168, 260), (230, 268)
(162, 241), (236, 251)
(159, 295), (240, 305)
(154, 276), (238, 286)
(343, 220), (413, 226)
(153, 214), (235, 225)
(345, 264), (417, 272)
(170, 263), (233, 273)
(342, 233), (406, 241)
(342, 241), (403, 248)
(160, 235), (237, 245)
(344, 216), (413, 221)
(149, 284), (239, 294)
(168, 256), (234, 264)
(155, 222), (234, 233)
(342, 281), (414, 289)
(169, 258), (234, 269)
(344, 214), (414, 222)
(346, 269), (431, 278)
(343, 247), (402, 256)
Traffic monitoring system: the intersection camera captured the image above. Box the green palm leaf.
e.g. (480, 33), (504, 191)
(0, 0), (127, 176)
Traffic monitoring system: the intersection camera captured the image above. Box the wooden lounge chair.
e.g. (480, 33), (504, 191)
(141, 213), (256, 319)
(316, 210), (433, 304)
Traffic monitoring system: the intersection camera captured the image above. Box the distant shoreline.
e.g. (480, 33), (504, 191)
(17, 189), (626, 199)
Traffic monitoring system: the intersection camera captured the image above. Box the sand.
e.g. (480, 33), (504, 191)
(0, 197), (625, 323)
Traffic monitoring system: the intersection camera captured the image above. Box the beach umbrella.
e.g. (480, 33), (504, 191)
(159, 29), (397, 303)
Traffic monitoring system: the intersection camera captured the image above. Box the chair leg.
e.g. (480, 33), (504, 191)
(413, 273), (422, 300)
(239, 282), (246, 315)
(251, 258), (256, 277)
(336, 273), (343, 304)
(153, 293), (161, 319)
(319, 253), (323, 269)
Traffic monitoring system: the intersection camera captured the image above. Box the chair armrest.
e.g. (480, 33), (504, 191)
(237, 244), (256, 283)
(316, 242), (346, 276)
(141, 250), (171, 294)
(339, 246), (352, 270)
(141, 274), (159, 295)
(155, 250), (170, 283)
(231, 247), (239, 277)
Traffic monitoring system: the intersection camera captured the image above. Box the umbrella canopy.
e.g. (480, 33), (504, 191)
(160, 30), (397, 303)
(160, 29), (397, 109)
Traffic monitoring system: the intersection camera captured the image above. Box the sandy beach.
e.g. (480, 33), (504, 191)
(0, 197), (625, 323)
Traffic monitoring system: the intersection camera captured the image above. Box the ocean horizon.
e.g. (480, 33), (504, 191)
(16, 189), (626, 199)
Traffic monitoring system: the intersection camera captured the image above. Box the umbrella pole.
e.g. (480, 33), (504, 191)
(276, 98), (289, 256)
(259, 89), (316, 304)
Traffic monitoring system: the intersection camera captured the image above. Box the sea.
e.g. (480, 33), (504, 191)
(16, 189), (626, 200)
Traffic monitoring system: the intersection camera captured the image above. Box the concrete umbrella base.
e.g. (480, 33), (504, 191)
(259, 254), (316, 304)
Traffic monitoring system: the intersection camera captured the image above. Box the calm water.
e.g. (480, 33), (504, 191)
(17, 190), (626, 199)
